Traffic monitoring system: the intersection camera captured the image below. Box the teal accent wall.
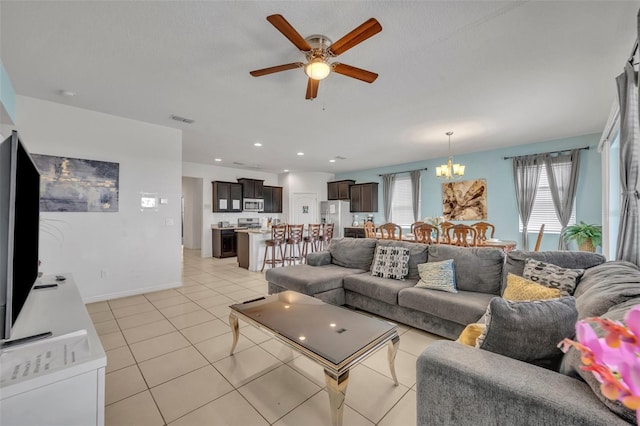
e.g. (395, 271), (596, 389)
(336, 134), (602, 252)
(0, 61), (16, 123)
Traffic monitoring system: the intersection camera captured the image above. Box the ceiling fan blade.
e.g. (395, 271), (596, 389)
(305, 78), (319, 100)
(328, 18), (382, 56)
(332, 63), (378, 83)
(250, 62), (304, 77)
(266, 14), (312, 52)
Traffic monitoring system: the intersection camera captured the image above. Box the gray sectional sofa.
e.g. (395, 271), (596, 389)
(266, 237), (640, 424)
(266, 237), (509, 339)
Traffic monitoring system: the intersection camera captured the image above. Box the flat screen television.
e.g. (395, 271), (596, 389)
(0, 130), (41, 340)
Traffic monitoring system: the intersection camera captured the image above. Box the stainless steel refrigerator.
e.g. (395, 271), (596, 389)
(320, 200), (353, 239)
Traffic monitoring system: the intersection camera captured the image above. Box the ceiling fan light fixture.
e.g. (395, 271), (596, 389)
(305, 58), (331, 80)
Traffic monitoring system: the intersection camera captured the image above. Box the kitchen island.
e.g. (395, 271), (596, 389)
(236, 228), (272, 272)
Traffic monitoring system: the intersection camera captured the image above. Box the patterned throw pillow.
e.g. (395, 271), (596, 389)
(456, 323), (486, 346)
(503, 273), (562, 301)
(415, 260), (458, 293)
(523, 258), (584, 296)
(370, 246), (410, 280)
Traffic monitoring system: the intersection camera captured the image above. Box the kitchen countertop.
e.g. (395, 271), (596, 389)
(235, 228), (271, 234)
(210, 225), (249, 230)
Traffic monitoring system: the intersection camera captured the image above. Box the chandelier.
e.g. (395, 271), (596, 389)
(436, 131), (465, 180)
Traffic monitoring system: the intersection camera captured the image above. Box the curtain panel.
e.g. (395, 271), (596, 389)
(545, 150), (581, 250)
(512, 155), (544, 249)
(410, 170), (421, 222)
(381, 173), (396, 223)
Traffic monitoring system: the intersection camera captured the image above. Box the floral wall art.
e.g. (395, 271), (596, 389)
(32, 154), (119, 212)
(442, 178), (487, 220)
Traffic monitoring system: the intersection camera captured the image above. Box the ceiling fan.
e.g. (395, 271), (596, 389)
(250, 14), (382, 100)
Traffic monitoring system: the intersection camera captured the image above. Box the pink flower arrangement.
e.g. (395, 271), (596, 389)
(560, 305), (640, 424)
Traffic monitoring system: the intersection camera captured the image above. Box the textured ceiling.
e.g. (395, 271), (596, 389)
(0, 1), (636, 173)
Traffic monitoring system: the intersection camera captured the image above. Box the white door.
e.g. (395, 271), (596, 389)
(291, 193), (318, 225)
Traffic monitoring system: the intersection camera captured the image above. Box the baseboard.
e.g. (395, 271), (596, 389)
(82, 281), (182, 304)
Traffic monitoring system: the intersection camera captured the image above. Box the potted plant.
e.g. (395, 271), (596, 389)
(561, 221), (602, 252)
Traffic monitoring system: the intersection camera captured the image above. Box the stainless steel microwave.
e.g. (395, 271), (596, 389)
(243, 198), (264, 212)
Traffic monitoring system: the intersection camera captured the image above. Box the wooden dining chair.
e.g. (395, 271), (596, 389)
(320, 223), (334, 249)
(410, 221), (425, 234)
(534, 224), (545, 252)
(413, 224), (439, 244)
(302, 224), (322, 263)
(471, 221), (496, 242)
(379, 223), (402, 240)
(363, 221), (377, 238)
(440, 221), (454, 244)
(261, 224), (287, 272)
(448, 224), (477, 247)
(284, 224), (304, 265)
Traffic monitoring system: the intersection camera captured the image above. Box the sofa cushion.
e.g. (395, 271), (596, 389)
(504, 250), (606, 293)
(370, 245), (410, 280)
(328, 238), (377, 270)
(376, 239), (428, 279)
(476, 296), (577, 370)
(343, 273), (417, 305)
(503, 273), (561, 301)
(265, 264), (366, 296)
(523, 258), (584, 296)
(573, 261), (640, 319)
(415, 260), (457, 293)
(398, 287), (495, 325)
(426, 245), (504, 294)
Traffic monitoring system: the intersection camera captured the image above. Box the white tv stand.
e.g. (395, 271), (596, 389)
(0, 274), (106, 426)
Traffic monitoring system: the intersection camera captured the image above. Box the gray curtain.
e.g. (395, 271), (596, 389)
(410, 170), (421, 222)
(512, 155), (544, 250)
(615, 61), (640, 266)
(381, 173), (396, 222)
(545, 150), (581, 250)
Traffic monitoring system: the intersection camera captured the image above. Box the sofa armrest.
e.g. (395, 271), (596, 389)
(306, 251), (332, 266)
(416, 341), (630, 426)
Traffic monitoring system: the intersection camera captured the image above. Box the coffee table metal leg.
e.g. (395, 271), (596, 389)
(324, 370), (349, 426)
(229, 313), (239, 355)
(387, 336), (400, 386)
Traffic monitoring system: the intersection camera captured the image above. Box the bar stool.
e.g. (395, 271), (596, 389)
(284, 224), (304, 265)
(261, 224), (286, 272)
(302, 224), (322, 263)
(320, 223), (334, 250)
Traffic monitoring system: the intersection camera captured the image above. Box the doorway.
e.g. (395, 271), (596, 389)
(291, 192), (318, 225)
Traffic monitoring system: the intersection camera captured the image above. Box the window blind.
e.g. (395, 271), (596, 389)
(519, 167), (576, 233)
(391, 176), (416, 226)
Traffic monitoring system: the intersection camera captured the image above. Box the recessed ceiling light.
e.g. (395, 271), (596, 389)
(254, 142), (262, 147)
(297, 152), (304, 156)
(283, 169), (289, 172)
(214, 158), (222, 162)
(59, 90), (75, 97)
(329, 159), (336, 163)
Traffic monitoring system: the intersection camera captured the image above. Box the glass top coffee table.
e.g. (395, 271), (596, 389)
(229, 290), (399, 426)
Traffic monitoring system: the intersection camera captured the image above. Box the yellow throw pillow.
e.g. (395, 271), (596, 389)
(456, 323), (486, 346)
(503, 273), (562, 301)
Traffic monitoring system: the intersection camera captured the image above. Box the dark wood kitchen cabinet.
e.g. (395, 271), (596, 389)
(327, 180), (355, 200)
(263, 185), (283, 213)
(212, 181), (243, 212)
(350, 182), (379, 213)
(237, 178), (264, 199)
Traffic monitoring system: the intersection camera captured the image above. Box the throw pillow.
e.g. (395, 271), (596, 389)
(475, 296), (578, 370)
(414, 259), (458, 293)
(503, 273), (562, 301)
(370, 245), (410, 280)
(456, 323), (486, 346)
(523, 258), (584, 296)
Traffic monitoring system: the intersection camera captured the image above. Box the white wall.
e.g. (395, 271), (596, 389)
(181, 177), (202, 249)
(13, 96), (182, 302)
(280, 172), (334, 223)
(182, 162), (281, 257)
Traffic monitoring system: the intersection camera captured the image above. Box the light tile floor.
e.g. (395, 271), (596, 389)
(90, 248), (446, 426)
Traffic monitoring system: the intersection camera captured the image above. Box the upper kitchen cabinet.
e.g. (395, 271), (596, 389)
(327, 179), (356, 200)
(263, 185), (283, 213)
(237, 178), (264, 199)
(350, 182), (379, 213)
(212, 181), (243, 212)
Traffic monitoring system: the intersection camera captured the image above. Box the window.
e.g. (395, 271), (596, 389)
(391, 176), (416, 226)
(518, 166), (576, 233)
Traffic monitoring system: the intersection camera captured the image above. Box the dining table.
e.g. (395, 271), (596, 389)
(377, 233), (517, 253)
